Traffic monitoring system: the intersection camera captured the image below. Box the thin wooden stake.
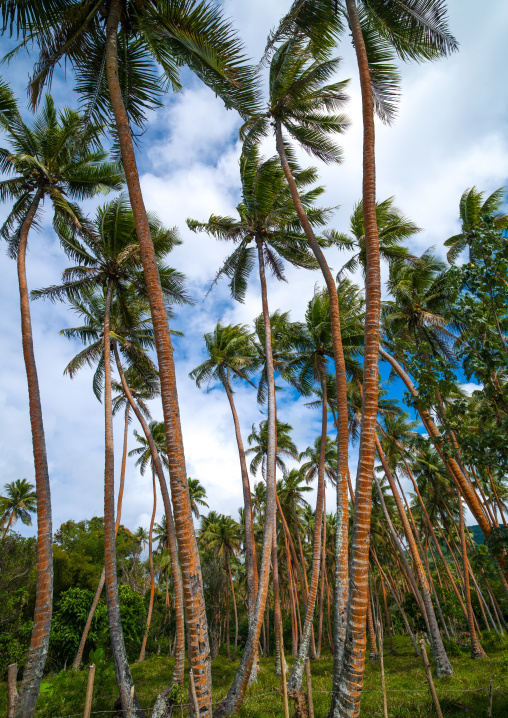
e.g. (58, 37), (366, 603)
(280, 643), (290, 718)
(377, 621), (388, 718)
(488, 678), (494, 717)
(127, 685), (135, 718)
(305, 657), (315, 718)
(189, 668), (200, 717)
(7, 663), (18, 718)
(83, 664), (96, 718)
(419, 638), (443, 718)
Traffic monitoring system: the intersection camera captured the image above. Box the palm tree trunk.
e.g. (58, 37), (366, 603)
(367, 589), (378, 661)
(214, 239), (278, 717)
(73, 403), (130, 671)
(139, 469), (157, 662)
(272, 523), (285, 676)
(104, 4), (210, 711)
(287, 373), (327, 690)
(227, 556), (239, 662)
(102, 280), (144, 716)
(331, 1), (384, 711)
(317, 504), (327, 658)
(221, 367), (258, 677)
(375, 437), (453, 676)
(15, 189), (53, 718)
(275, 123), (350, 680)
(114, 347), (185, 687)
(457, 490), (486, 658)
(1, 511), (15, 541)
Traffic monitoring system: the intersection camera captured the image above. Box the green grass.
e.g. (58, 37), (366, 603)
(1, 635), (507, 717)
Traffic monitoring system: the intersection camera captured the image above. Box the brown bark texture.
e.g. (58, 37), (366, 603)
(105, 1), (210, 710)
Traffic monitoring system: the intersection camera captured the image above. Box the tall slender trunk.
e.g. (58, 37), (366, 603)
(275, 122), (350, 679)
(457, 491), (486, 658)
(333, 2), (383, 714)
(139, 469), (157, 662)
(317, 501), (327, 658)
(366, 586), (378, 661)
(221, 367), (258, 680)
(1, 512), (15, 541)
(375, 437), (453, 676)
(14, 190), (53, 718)
(287, 372), (327, 690)
(272, 523), (285, 675)
(105, 4), (210, 711)
(73, 403), (130, 671)
(102, 280), (144, 716)
(227, 556), (239, 661)
(114, 348), (185, 688)
(214, 239), (277, 716)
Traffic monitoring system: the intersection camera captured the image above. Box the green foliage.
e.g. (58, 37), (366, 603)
(0, 533), (37, 677)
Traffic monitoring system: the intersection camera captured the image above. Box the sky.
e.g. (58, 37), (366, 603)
(1, 0), (507, 538)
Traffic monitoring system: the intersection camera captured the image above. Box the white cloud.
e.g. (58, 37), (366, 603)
(0, 0), (506, 537)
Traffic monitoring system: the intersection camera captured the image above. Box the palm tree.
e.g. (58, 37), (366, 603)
(72, 365), (158, 671)
(0, 82), (121, 717)
(188, 478), (209, 520)
(267, 4), (457, 713)
(444, 186), (508, 263)
(130, 433), (159, 663)
(328, 197), (419, 278)
(35, 196), (184, 712)
(189, 144), (325, 716)
(2, 9), (260, 711)
(0, 479), (37, 539)
(240, 39), (354, 675)
(190, 322), (258, 620)
(200, 514), (242, 661)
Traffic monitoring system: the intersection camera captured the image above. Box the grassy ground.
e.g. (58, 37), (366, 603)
(1, 635), (508, 717)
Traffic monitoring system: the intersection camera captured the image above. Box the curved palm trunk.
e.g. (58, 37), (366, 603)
(139, 469), (157, 662)
(73, 403), (131, 671)
(105, 4), (210, 711)
(275, 124), (350, 679)
(375, 436), (453, 676)
(457, 490), (486, 658)
(15, 190), (53, 718)
(214, 239), (277, 717)
(332, 3), (383, 714)
(378, 347), (495, 554)
(113, 348), (185, 688)
(102, 280), (144, 716)
(1, 511), (16, 541)
(402, 459), (469, 622)
(287, 373), (327, 690)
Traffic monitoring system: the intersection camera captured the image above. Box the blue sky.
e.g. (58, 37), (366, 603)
(1, 0), (507, 536)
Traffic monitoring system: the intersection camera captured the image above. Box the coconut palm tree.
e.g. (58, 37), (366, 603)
(200, 514), (242, 660)
(328, 197), (420, 278)
(72, 365), (158, 671)
(1, 7), (260, 711)
(187, 479), (209, 520)
(34, 196), (184, 713)
(240, 40), (354, 675)
(444, 186), (508, 263)
(266, 4), (457, 712)
(0, 81), (122, 717)
(0, 479), (37, 539)
(190, 322), (258, 618)
(189, 144), (328, 716)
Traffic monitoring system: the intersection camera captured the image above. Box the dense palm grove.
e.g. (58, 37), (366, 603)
(0, 1), (507, 717)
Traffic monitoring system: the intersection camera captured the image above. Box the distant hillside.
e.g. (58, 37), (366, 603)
(468, 525), (485, 545)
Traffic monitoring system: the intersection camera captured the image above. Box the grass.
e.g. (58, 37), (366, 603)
(1, 635), (507, 717)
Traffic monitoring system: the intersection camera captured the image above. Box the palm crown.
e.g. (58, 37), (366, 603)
(0, 82), (122, 254)
(0, 478), (37, 536)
